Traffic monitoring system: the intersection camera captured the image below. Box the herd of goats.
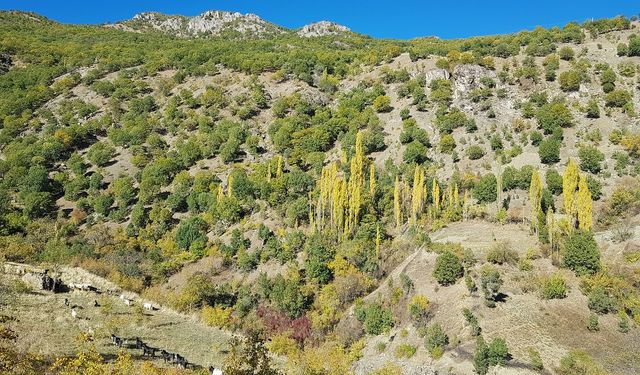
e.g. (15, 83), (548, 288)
(29, 267), (224, 375)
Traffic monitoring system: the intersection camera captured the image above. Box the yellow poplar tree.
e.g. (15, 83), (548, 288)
(432, 178), (440, 213)
(411, 165), (425, 224)
(227, 175), (234, 198)
(369, 163), (376, 197)
(528, 170), (542, 233)
(563, 159), (579, 216)
(577, 174), (593, 231)
(394, 176), (402, 227)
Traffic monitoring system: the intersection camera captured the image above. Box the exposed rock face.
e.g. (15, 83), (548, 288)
(126, 11), (284, 38)
(297, 21), (350, 37)
(423, 68), (450, 86)
(0, 52), (11, 74)
(452, 64), (496, 98)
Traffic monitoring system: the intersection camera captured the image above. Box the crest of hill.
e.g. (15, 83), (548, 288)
(112, 10), (355, 39)
(117, 10), (286, 38)
(297, 20), (352, 37)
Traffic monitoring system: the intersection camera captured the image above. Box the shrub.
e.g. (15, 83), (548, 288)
(480, 266), (503, 307)
(558, 46), (575, 60)
(433, 251), (463, 286)
(558, 70), (581, 91)
(486, 242), (519, 265)
(587, 287), (617, 314)
(473, 173), (497, 203)
(373, 95), (392, 112)
(605, 89), (632, 108)
(403, 140), (429, 164)
(538, 138), (560, 164)
(536, 103), (573, 134)
(563, 230), (600, 275)
(175, 217), (208, 252)
(87, 141), (116, 166)
(528, 348), (544, 371)
(424, 323), (448, 358)
(578, 146), (604, 174)
(540, 273), (567, 299)
(488, 338), (510, 366)
(558, 350), (608, 375)
(395, 344), (417, 359)
(545, 169), (563, 195)
(587, 314), (599, 331)
(467, 145), (485, 160)
(408, 295), (430, 325)
(355, 302), (394, 335)
(439, 134), (456, 153)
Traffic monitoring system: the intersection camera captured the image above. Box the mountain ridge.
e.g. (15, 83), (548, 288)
(111, 10), (354, 39)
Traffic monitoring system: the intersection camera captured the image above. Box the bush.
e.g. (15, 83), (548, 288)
(538, 138), (560, 164)
(355, 302), (394, 335)
(486, 242), (519, 265)
(433, 251), (463, 286)
(480, 266), (503, 307)
(467, 145), (485, 160)
(536, 103), (573, 134)
(558, 70), (581, 91)
(587, 314), (599, 331)
(394, 344), (417, 359)
(528, 348), (544, 371)
(563, 230), (600, 275)
(87, 141), (116, 166)
(403, 140), (429, 164)
(540, 273), (567, 299)
(439, 134), (456, 153)
(558, 350), (608, 375)
(587, 287), (617, 314)
(604, 89), (632, 108)
(408, 295), (430, 325)
(175, 217), (208, 252)
(558, 46), (575, 60)
(545, 169), (563, 195)
(373, 95), (392, 112)
(424, 323), (448, 358)
(473, 174), (497, 203)
(578, 146), (604, 174)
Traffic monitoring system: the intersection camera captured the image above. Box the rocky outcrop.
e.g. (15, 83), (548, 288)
(423, 68), (450, 86)
(452, 64), (496, 98)
(297, 21), (350, 37)
(0, 52), (11, 74)
(124, 11), (285, 38)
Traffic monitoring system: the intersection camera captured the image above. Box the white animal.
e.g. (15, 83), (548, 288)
(119, 294), (125, 300)
(71, 309), (78, 319)
(143, 302), (153, 311)
(123, 299), (133, 306)
(211, 368), (223, 375)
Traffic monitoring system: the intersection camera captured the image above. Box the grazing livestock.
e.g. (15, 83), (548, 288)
(64, 298), (69, 306)
(142, 344), (156, 357)
(209, 366), (223, 375)
(135, 337), (143, 350)
(123, 298), (133, 306)
(71, 309), (78, 319)
(111, 334), (123, 347)
(174, 354), (187, 369)
(160, 350), (172, 363)
(93, 300), (99, 307)
(143, 302), (154, 311)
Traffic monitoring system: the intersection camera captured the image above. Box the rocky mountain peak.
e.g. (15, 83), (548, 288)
(124, 10), (284, 38)
(297, 21), (351, 37)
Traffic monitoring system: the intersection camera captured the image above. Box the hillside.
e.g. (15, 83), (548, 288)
(0, 9), (640, 375)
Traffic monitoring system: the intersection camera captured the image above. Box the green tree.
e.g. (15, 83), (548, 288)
(473, 174), (497, 203)
(433, 251), (464, 286)
(563, 230), (600, 275)
(175, 217), (208, 252)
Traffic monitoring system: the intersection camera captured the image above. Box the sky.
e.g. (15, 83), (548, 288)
(0, 1), (638, 40)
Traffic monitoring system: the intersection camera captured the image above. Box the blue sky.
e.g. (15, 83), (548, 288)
(0, 1), (638, 39)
